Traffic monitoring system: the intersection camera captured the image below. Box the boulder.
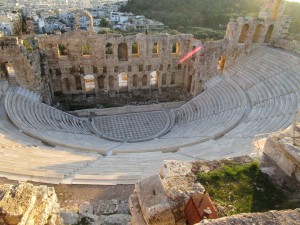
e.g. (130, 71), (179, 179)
(135, 174), (175, 225)
(60, 211), (79, 225)
(96, 200), (119, 215)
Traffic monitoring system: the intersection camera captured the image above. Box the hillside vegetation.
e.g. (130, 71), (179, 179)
(122, 0), (300, 40)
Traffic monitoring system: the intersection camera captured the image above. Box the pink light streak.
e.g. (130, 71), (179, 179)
(179, 46), (203, 64)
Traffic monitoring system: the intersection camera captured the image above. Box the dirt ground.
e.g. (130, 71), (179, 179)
(0, 177), (134, 212)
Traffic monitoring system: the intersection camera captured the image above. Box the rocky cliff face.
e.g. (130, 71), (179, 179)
(0, 183), (63, 225)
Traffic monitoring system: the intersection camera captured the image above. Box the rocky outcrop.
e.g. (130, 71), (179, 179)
(129, 160), (205, 225)
(197, 208), (300, 225)
(260, 124), (300, 183)
(0, 182), (63, 225)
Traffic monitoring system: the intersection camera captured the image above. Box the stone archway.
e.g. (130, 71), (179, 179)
(253, 24), (263, 43)
(74, 10), (94, 32)
(1, 62), (15, 79)
(264, 25), (274, 43)
(150, 71), (159, 89)
(84, 74), (95, 93)
(118, 72), (128, 92)
(238, 24), (250, 43)
(118, 43), (128, 61)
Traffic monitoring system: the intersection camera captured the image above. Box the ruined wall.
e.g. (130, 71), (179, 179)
(37, 31), (198, 104)
(274, 39), (300, 55)
(0, 37), (49, 100)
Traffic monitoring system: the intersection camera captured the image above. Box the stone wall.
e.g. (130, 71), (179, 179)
(273, 39), (300, 55)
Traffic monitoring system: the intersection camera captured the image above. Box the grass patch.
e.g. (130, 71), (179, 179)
(197, 161), (298, 215)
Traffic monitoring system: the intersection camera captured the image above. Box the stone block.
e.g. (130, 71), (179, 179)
(135, 174), (175, 225)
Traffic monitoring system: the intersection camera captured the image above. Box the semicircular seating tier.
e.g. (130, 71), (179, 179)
(1, 46), (300, 185)
(4, 88), (119, 155)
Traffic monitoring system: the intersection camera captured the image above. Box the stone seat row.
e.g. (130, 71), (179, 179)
(178, 137), (253, 160)
(15, 86), (41, 102)
(5, 92), (119, 155)
(8, 92), (92, 135)
(71, 152), (195, 185)
(172, 79), (246, 126)
(0, 144), (100, 184)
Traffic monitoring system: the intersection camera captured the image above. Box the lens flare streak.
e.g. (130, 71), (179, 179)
(179, 46), (203, 64)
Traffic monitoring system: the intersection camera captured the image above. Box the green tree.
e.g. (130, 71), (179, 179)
(100, 18), (109, 27)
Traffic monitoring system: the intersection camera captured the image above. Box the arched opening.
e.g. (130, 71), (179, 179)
(118, 43), (128, 61)
(171, 72), (176, 85)
(187, 75), (192, 92)
(133, 74), (138, 87)
(152, 42), (159, 55)
(75, 76), (82, 90)
(105, 43), (113, 54)
(132, 42), (140, 57)
(118, 72), (128, 92)
(150, 71), (159, 89)
(64, 78), (71, 91)
(253, 24), (263, 43)
(74, 10), (94, 32)
(58, 44), (68, 56)
(272, 0), (281, 20)
(238, 24), (249, 43)
(109, 75), (114, 88)
(217, 55), (226, 71)
(142, 74), (147, 86)
(264, 25), (274, 43)
(2, 63), (15, 79)
(162, 73), (167, 86)
(98, 75), (105, 89)
(84, 74), (95, 93)
(82, 43), (92, 55)
(172, 42), (180, 55)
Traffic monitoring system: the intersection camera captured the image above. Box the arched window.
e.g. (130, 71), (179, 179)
(98, 75), (105, 89)
(84, 74), (95, 93)
(82, 43), (92, 55)
(118, 72), (128, 92)
(58, 44), (68, 56)
(264, 25), (274, 43)
(238, 24), (249, 43)
(172, 42), (180, 55)
(105, 43), (113, 54)
(133, 74), (138, 87)
(132, 42), (140, 57)
(162, 73), (167, 86)
(65, 78), (71, 91)
(153, 42), (159, 55)
(150, 71), (159, 89)
(217, 55), (226, 71)
(171, 72), (176, 85)
(75, 76), (82, 90)
(118, 43), (128, 61)
(142, 74), (147, 86)
(109, 75), (114, 88)
(253, 24), (263, 43)
(3, 63), (15, 78)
